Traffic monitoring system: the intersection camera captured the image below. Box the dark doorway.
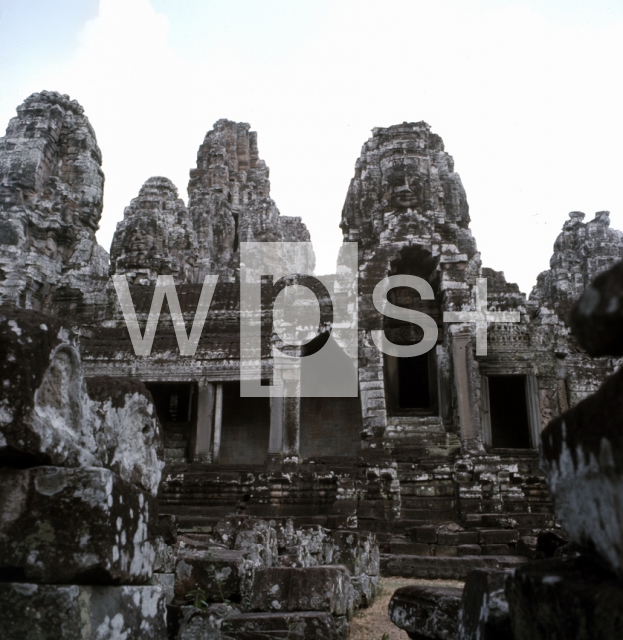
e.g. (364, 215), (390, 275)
(385, 353), (437, 414)
(219, 381), (270, 465)
(398, 355), (431, 409)
(144, 382), (196, 463)
(144, 382), (195, 428)
(488, 376), (531, 448)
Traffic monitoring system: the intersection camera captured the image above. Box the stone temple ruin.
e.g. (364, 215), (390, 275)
(1, 90), (623, 638)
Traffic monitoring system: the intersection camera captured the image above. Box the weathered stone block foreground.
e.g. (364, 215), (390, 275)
(541, 368), (623, 578)
(0, 582), (167, 639)
(457, 569), (512, 640)
(0, 466), (156, 584)
(250, 565), (355, 618)
(505, 557), (623, 640)
(174, 547), (247, 602)
(388, 584), (462, 640)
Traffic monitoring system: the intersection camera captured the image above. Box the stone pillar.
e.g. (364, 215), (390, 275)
(213, 383), (223, 462)
(451, 330), (480, 451)
(525, 373), (542, 449)
(268, 396), (284, 456)
(282, 396), (300, 459)
(190, 380), (214, 463)
(268, 357), (301, 461)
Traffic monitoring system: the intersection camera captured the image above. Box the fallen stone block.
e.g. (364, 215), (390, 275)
(458, 569), (512, 640)
(389, 584), (462, 640)
(0, 582), (167, 639)
(174, 547), (247, 603)
(249, 565), (355, 618)
(505, 556), (623, 640)
(0, 466), (156, 584)
(225, 611), (348, 640)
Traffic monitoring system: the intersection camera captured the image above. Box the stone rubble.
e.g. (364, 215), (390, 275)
(150, 514), (379, 639)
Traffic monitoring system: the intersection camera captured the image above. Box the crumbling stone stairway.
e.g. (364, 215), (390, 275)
(377, 416), (557, 579)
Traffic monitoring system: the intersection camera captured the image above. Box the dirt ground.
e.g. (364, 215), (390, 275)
(349, 577), (464, 640)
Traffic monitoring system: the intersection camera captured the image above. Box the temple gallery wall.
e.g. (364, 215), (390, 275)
(1, 90), (623, 639)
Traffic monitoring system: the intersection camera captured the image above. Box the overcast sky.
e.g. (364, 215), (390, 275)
(1, 0), (622, 292)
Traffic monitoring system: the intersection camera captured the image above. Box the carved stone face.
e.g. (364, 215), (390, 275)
(384, 160), (424, 211)
(127, 226), (156, 263)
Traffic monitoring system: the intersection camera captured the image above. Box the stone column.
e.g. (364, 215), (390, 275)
(451, 330), (480, 451)
(213, 383), (223, 462)
(268, 396), (284, 456)
(281, 396), (300, 459)
(268, 356), (301, 461)
(190, 380), (214, 463)
(525, 373), (542, 449)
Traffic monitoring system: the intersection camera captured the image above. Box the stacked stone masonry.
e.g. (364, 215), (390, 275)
(1, 92), (623, 636)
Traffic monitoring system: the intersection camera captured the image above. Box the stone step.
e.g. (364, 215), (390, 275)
(380, 553), (528, 580)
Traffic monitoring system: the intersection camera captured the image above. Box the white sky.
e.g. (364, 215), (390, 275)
(1, 0), (622, 293)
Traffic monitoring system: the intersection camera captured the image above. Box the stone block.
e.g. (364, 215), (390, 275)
(434, 545), (458, 557)
(457, 531), (479, 544)
(381, 554), (527, 580)
(168, 603), (235, 640)
(505, 556), (623, 640)
(0, 310), (164, 496)
(233, 518), (278, 569)
(481, 545), (511, 556)
(389, 585), (462, 640)
(457, 545), (482, 557)
(225, 611), (349, 640)
(330, 529), (379, 575)
(517, 536), (538, 559)
(437, 531), (460, 545)
(390, 541), (431, 556)
(0, 466), (156, 584)
(351, 573), (379, 608)
(0, 582), (167, 639)
(409, 525), (438, 544)
(541, 368), (623, 578)
(458, 569), (512, 640)
(153, 537), (175, 573)
(249, 566), (355, 617)
(479, 529), (519, 545)
(174, 548), (247, 602)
